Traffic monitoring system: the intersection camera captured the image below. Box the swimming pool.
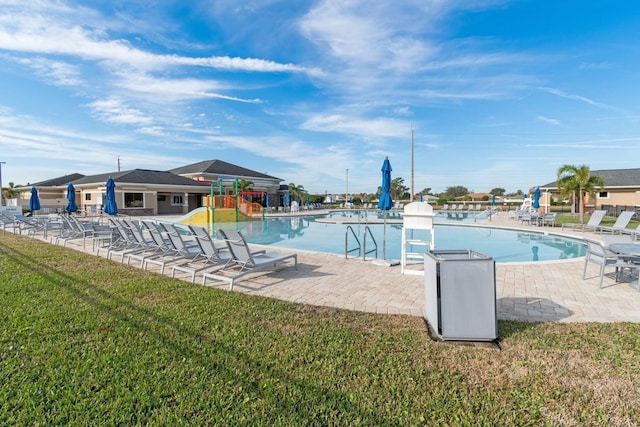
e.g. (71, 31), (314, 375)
(216, 214), (587, 263)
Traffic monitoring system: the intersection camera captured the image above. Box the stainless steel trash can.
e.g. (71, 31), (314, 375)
(424, 249), (497, 341)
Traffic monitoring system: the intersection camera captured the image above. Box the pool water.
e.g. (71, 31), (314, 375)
(216, 215), (586, 263)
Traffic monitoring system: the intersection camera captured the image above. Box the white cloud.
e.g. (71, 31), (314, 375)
(300, 114), (408, 139)
(539, 87), (621, 112)
(0, 6), (319, 76)
(8, 55), (83, 86)
(537, 115), (560, 126)
(88, 98), (153, 126)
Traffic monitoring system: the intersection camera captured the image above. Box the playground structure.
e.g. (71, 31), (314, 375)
(176, 179), (267, 225)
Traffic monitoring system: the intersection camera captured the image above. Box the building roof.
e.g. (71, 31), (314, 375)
(169, 159), (280, 181)
(30, 173), (86, 187)
(540, 168), (640, 189)
(71, 169), (210, 187)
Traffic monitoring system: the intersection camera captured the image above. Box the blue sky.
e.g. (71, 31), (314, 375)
(1, 1), (639, 196)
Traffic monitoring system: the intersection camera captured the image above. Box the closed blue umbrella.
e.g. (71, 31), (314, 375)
(265, 192), (270, 208)
(66, 183), (78, 213)
(283, 191), (290, 208)
(491, 194), (496, 206)
(532, 187), (541, 209)
(378, 157), (394, 259)
(378, 157), (393, 211)
(103, 176), (118, 215)
(29, 186), (40, 212)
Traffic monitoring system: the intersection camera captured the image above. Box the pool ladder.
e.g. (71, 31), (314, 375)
(345, 225), (378, 260)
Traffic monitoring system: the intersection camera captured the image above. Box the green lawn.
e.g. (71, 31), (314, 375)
(1, 233), (640, 425)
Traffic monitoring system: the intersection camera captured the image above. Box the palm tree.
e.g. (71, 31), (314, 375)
(2, 181), (18, 200)
(288, 183), (306, 203)
(236, 179), (254, 202)
(237, 179), (254, 193)
(556, 164), (606, 224)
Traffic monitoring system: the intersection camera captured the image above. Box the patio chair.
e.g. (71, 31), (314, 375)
(0, 212), (21, 233)
(582, 239), (639, 288)
(170, 226), (266, 283)
(101, 218), (148, 261)
(562, 210), (606, 232)
(597, 211), (635, 234)
(621, 223), (640, 241)
(602, 234), (633, 248)
(15, 215), (46, 236)
(170, 226), (231, 282)
(202, 228), (297, 290)
(540, 212), (557, 227)
(134, 221), (199, 274)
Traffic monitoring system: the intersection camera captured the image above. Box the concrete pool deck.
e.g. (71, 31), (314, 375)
(15, 210), (640, 323)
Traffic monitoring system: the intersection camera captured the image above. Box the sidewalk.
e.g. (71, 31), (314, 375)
(13, 211), (640, 323)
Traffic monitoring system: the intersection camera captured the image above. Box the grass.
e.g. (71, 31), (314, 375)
(2, 232), (640, 426)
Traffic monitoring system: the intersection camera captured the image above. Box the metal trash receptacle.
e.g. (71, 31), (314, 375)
(424, 249), (497, 341)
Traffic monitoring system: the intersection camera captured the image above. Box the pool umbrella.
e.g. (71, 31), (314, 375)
(283, 191), (290, 209)
(377, 157), (394, 260)
(103, 176), (118, 215)
(491, 194), (496, 206)
(532, 187), (541, 209)
(265, 193), (270, 208)
(66, 183), (78, 213)
(29, 186), (40, 213)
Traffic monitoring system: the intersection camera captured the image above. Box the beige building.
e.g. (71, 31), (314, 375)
(16, 159), (284, 215)
(539, 168), (640, 215)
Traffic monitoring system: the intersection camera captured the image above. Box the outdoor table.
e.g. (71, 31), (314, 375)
(608, 243), (640, 289)
(609, 243), (640, 257)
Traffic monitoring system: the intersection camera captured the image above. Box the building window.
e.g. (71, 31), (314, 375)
(598, 191), (609, 199)
(85, 193), (91, 201)
(124, 192), (144, 208)
(171, 194), (184, 206)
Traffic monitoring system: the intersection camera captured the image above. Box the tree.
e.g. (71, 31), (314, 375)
(556, 164), (606, 223)
(489, 188), (505, 196)
(390, 177), (409, 200)
(288, 182), (306, 202)
(2, 181), (19, 200)
(418, 187), (432, 196)
(237, 179), (254, 192)
(443, 185), (469, 199)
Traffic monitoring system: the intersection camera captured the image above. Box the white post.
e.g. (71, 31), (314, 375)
(0, 161), (5, 206)
(345, 168), (349, 208)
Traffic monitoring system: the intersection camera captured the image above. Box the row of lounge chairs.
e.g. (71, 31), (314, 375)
(3, 211), (298, 290)
(562, 210), (640, 238)
(98, 218), (297, 290)
(441, 204), (483, 212)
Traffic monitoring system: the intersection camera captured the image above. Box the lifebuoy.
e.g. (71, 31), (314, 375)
(524, 199), (531, 207)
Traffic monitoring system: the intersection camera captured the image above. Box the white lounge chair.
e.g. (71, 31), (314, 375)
(171, 226), (263, 283)
(202, 228), (297, 290)
(621, 223), (640, 241)
(597, 211), (635, 234)
(562, 210), (606, 232)
(540, 212), (557, 227)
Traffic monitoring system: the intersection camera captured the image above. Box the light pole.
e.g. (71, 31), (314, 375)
(0, 161), (5, 207)
(345, 168), (349, 208)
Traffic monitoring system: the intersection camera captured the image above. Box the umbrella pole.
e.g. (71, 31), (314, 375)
(382, 211), (387, 260)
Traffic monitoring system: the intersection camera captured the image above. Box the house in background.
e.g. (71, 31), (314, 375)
(539, 168), (640, 214)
